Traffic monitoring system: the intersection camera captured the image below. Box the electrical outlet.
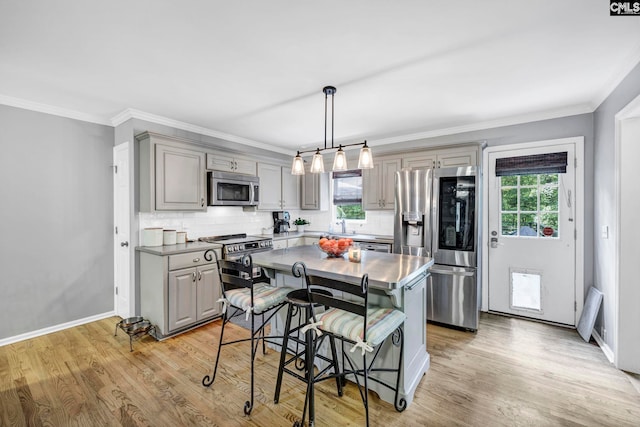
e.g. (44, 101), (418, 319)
(601, 225), (609, 239)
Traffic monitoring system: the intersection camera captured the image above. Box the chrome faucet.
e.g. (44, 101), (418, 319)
(336, 218), (346, 234)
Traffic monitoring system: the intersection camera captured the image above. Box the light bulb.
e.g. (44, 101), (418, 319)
(291, 153), (305, 175)
(358, 142), (373, 169)
(310, 149), (325, 173)
(333, 146), (347, 171)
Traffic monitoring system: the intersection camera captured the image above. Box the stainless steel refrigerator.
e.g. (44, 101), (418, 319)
(394, 166), (481, 330)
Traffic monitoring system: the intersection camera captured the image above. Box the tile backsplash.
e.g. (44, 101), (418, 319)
(138, 207), (395, 241)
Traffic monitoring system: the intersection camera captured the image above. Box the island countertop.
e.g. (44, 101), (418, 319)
(251, 245), (433, 290)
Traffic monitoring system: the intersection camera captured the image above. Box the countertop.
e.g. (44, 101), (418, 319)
(135, 241), (222, 256)
(271, 231), (393, 244)
(251, 245), (432, 290)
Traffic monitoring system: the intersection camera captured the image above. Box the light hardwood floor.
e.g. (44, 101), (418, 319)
(1, 313), (639, 426)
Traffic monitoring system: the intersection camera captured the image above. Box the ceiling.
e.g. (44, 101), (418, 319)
(1, 1), (639, 155)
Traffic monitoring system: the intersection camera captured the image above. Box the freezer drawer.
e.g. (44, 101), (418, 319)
(427, 264), (478, 331)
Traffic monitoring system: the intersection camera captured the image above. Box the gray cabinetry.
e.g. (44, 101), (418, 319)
(401, 145), (479, 170)
(139, 246), (222, 338)
(206, 153), (256, 175)
(138, 132), (207, 212)
(301, 166), (329, 210)
(402, 274), (427, 393)
(363, 157), (401, 210)
(257, 163), (300, 210)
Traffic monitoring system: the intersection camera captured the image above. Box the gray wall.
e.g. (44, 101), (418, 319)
(377, 113), (595, 297)
(0, 105), (114, 340)
(593, 61), (640, 351)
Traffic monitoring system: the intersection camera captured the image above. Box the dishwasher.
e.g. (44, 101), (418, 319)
(357, 242), (392, 253)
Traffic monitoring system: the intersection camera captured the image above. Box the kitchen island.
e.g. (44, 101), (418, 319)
(251, 245), (433, 408)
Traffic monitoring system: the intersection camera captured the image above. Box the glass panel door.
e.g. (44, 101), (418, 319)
(437, 176), (476, 251)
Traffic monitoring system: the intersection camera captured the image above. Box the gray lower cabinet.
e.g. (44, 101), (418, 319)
(140, 248), (222, 338)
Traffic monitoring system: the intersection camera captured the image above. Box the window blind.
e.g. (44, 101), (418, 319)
(495, 151), (568, 176)
(332, 169), (362, 204)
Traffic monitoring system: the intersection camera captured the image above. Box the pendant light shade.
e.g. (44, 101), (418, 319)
(332, 146), (348, 171)
(291, 151), (305, 175)
(291, 85), (374, 174)
(310, 149), (325, 173)
(357, 141), (373, 169)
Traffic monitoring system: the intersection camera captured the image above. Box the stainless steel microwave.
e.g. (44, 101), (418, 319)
(208, 171), (259, 206)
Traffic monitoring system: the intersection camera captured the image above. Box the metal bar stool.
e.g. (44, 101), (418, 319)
(273, 288), (343, 420)
(291, 261), (407, 427)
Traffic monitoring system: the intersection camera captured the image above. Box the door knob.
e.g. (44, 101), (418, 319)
(120, 241), (129, 247)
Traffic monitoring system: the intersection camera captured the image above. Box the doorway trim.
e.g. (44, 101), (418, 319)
(481, 137), (585, 324)
(113, 141), (132, 318)
(614, 93), (640, 371)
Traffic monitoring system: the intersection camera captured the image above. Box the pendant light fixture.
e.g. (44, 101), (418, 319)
(291, 85), (374, 175)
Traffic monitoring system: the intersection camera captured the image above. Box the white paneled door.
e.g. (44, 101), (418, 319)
(487, 142), (577, 326)
(114, 142), (131, 318)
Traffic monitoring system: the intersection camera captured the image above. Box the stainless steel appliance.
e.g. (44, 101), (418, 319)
(393, 169), (432, 257)
(358, 242), (392, 253)
(272, 211), (290, 234)
(208, 171), (259, 206)
(394, 166), (481, 331)
(199, 233), (273, 277)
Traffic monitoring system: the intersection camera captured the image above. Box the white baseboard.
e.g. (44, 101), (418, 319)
(592, 329), (615, 364)
(0, 311), (116, 347)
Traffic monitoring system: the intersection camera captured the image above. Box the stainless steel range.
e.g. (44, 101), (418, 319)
(199, 233), (273, 257)
(198, 233), (273, 277)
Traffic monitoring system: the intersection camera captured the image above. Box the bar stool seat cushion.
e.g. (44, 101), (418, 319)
(226, 284), (294, 314)
(316, 307), (406, 347)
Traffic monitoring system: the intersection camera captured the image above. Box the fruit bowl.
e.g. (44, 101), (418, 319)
(317, 237), (353, 258)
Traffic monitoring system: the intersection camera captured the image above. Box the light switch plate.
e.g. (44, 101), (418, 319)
(601, 225), (608, 239)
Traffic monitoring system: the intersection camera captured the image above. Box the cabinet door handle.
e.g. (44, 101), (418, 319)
(432, 160), (436, 168)
(201, 197), (205, 207)
(230, 160), (234, 170)
(193, 258), (200, 263)
(437, 160), (441, 168)
(198, 271), (202, 281)
(192, 272), (196, 282)
(234, 160), (238, 170)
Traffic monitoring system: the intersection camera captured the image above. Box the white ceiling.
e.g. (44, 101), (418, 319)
(1, 1), (639, 155)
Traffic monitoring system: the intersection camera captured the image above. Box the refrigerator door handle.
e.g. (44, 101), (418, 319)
(430, 267), (475, 276)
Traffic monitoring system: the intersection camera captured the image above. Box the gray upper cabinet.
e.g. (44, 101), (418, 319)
(257, 163), (300, 210)
(206, 153), (256, 175)
(155, 144), (206, 211)
(363, 157), (401, 210)
(138, 132), (206, 212)
(401, 145), (479, 170)
(301, 165), (329, 210)
(402, 152), (437, 169)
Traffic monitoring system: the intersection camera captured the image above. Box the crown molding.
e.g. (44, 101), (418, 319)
(0, 94), (111, 126)
(111, 108), (291, 155)
(590, 43), (640, 110)
(367, 104), (594, 147)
